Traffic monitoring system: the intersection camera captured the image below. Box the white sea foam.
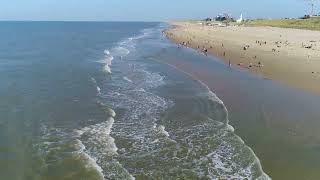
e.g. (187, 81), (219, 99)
(131, 28), (154, 41)
(107, 108), (116, 117)
(35, 25), (270, 179)
(118, 28), (153, 48)
(79, 117), (118, 155)
(77, 110), (136, 179)
(100, 50), (114, 74)
(104, 49), (110, 55)
(97, 86), (101, 95)
(123, 76), (133, 83)
(35, 124), (106, 180)
(158, 125), (170, 137)
(126, 69), (165, 89)
(76, 100), (135, 179)
(91, 77), (97, 84)
(100, 46), (128, 74)
(103, 64), (112, 73)
(89, 26), (270, 179)
(90, 77), (102, 95)
(105, 56), (114, 65)
(197, 93), (269, 178)
(75, 140), (105, 180)
(73, 139), (86, 152)
(112, 46), (130, 57)
(99, 28), (155, 75)
(147, 57), (270, 179)
(82, 153), (105, 180)
(136, 88), (146, 92)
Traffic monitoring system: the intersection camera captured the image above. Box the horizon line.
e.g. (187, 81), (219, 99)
(0, 20), (163, 23)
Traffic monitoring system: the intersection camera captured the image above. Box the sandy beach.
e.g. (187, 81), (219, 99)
(165, 22), (320, 95)
(154, 38), (320, 180)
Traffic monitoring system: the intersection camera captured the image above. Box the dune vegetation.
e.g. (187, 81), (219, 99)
(243, 17), (320, 31)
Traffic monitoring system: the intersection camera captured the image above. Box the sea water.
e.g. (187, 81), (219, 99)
(0, 22), (269, 179)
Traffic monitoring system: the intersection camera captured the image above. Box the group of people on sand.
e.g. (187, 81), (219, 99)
(165, 27), (320, 79)
(166, 29), (270, 70)
(173, 33), (267, 70)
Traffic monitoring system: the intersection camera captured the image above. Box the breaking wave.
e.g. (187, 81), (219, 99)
(98, 28), (155, 74)
(31, 24), (271, 179)
(87, 25), (270, 179)
(147, 58), (271, 179)
(32, 125), (106, 180)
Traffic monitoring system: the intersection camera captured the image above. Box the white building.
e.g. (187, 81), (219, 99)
(236, 14), (243, 23)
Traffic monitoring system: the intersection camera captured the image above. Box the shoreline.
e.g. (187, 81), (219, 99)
(155, 34), (320, 179)
(151, 57), (271, 179)
(164, 21), (320, 96)
(160, 22), (320, 179)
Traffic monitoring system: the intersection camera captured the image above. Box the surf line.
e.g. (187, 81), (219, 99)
(148, 56), (271, 179)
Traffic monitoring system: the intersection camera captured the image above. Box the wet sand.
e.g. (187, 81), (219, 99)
(153, 41), (320, 179)
(165, 22), (320, 95)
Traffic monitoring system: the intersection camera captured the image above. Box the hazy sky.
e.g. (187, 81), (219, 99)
(0, 0), (316, 21)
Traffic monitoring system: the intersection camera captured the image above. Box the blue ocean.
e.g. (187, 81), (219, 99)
(0, 22), (269, 179)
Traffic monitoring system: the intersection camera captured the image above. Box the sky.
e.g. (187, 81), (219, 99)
(0, 0), (317, 21)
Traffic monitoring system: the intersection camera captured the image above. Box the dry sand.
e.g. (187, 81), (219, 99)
(165, 22), (320, 95)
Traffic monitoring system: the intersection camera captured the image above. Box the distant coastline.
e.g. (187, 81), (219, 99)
(165, 21), (320, 95)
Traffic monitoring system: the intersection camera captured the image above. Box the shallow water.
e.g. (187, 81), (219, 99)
(155, 34), (320, 180)
(0, 22), (270, 179)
